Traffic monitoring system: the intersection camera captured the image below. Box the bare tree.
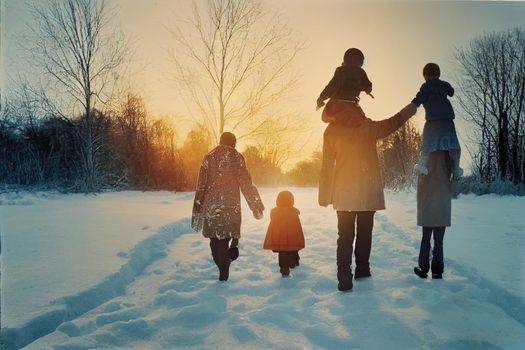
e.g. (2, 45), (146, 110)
(377, 121), (421, 190)
(455, 27), (525, 184)
(28, 0), (128, 191)
(169, 0), (302, 144)
(285, 151), (322, 187)
(247, 115), (311, 170)
(179, 124), (212, 189)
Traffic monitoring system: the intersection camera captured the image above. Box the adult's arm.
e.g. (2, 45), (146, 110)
(191, 158), (209, 232)
(318, 128), (336, 207)
(370, 103), (417, 140)
(238, 154), (265, 215)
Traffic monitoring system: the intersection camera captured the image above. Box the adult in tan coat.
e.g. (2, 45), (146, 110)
(319, 103), (417, 291)
(414, 151), (452, 280)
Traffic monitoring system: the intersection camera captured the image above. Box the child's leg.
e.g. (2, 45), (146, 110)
(431, 227), (446, 276)
(290, 251), (300, 268)
(278, 252), (290, 276)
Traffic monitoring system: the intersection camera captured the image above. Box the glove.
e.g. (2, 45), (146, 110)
(230, 238), (239, 248)
(253, 209), (263, 220)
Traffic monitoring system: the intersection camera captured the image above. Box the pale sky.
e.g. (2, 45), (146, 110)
(2, 0), (525, 169)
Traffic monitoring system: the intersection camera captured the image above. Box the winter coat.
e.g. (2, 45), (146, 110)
(263, 206), (305, 252)
(319, 65), (372, 103)
(192, 145), (264, 240)
(417, 151), (452, 227)
(319, 105), (416, 211)
(412, 79), (455, 120)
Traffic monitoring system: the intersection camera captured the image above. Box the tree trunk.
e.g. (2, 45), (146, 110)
(497, 111), (509, 180)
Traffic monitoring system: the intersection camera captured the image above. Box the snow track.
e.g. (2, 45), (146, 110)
(1, 219), (191, 350)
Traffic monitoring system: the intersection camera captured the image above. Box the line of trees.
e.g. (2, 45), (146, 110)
(0, 87), (422, 192)
(0, 93), (201, 191)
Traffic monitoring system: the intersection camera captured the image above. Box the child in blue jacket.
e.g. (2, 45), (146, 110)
(412, 63), (463, 178)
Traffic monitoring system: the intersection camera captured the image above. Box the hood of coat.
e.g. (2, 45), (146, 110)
(276, 190), (294, 207)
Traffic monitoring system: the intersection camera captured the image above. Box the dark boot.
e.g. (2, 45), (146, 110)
(280, 266), (290, 277)
(354, 269), (371, 279)
(337, 271), (353, 291)
(432, 273), (443, 279)
(219, 266), (229, 281)
(414, 267), (428, 279)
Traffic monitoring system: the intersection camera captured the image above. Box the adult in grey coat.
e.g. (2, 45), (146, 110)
(414, 151), (452, 279)
(192, 132), (264, 281)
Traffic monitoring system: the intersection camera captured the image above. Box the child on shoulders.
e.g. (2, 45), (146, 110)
(412, 63), (463, 179)
(317, 48), (373, 125)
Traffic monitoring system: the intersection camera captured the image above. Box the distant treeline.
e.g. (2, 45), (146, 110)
(1, 94), (195, 192)
(0, 93), (423, 192)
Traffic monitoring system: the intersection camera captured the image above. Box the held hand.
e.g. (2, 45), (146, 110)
(399, 103), (417, 119)
(253, 209), (263, 220)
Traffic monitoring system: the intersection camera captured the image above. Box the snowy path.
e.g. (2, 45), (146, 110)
(5, 189), (522, 350)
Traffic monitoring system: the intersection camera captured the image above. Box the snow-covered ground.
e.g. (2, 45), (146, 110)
(1, 188), (524, 349)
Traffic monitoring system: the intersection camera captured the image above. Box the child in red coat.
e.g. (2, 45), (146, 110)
(263, 191), (305, 277)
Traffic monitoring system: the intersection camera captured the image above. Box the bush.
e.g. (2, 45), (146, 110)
(453, 175), (525, 196)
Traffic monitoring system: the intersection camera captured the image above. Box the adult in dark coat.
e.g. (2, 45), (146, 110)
(319, 103), (418, 291)
(192, 132), (264, 281)
(414, 151), (452, 279)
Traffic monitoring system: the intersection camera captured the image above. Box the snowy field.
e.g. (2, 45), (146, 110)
(1, 188), (524, 349)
